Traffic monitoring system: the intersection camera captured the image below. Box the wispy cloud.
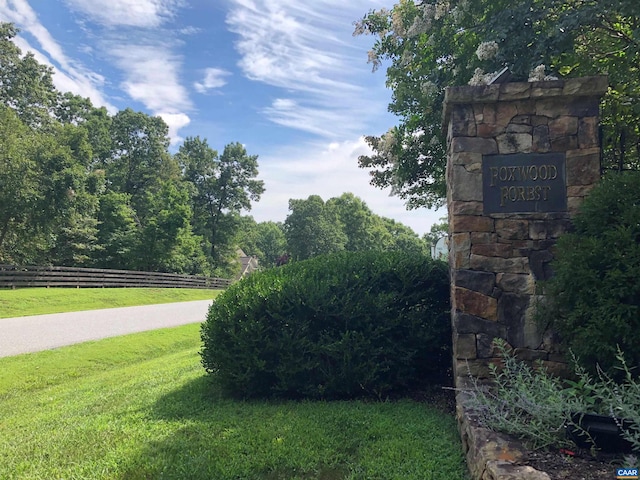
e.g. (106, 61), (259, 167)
(226, 0), (393, 140)
(62, 0), (183, 28)
(194, 68), (232, 93)
(0, 0), (115, 110)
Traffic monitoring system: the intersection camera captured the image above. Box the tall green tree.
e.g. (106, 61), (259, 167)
(355, 0), (640, 208)
(0, 23), (58, 128)
(326, 193), (393, 251)
(284, 195), (347, 260)
(177, 138), (265, 271)
(106, 108), (176, 204)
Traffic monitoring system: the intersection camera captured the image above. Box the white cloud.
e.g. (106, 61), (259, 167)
(249, 136), (445, 235)
(157, 112), (191, 146)
(62, 0), (183, 28)
(108, 41), (191, 113)
(194, 68), (232, 93)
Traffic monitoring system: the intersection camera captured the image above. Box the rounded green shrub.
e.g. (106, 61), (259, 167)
(200, 250), (451, 399)
(547, 171), (640, 376)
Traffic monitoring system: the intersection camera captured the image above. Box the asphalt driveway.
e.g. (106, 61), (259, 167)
(0, 300), (213, 358)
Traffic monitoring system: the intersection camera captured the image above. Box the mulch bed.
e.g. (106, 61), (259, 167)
(419, 385), (632, 480)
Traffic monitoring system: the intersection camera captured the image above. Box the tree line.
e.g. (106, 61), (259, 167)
(0, 23), (432, 277)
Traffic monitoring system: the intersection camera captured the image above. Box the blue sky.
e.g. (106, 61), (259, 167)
(0, 0), (446, 235)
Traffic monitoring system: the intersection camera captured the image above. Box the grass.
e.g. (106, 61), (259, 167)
(0, 287), (222, 318)
(0, 324), (469, 480)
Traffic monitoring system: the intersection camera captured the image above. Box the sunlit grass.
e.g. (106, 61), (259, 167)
(0, 324), (468, 479)
(0, 287), (222, 318)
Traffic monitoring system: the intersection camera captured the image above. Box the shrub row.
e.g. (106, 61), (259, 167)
(546, 171), (640, 377)
(200, 251), (451, 399)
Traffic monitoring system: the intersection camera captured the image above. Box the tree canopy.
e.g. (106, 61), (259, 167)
(355, 0), (640, 208)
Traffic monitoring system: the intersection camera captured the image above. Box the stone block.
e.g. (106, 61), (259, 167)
(449, 165), (483, 202)
(470, 232), (497, 244)
(550, 135), (578, 151)
(445, 84), (500, 104)
(455, 358), (496, 379)
(471, 255), (529, 274)
(496, 103), (518, 127)
(454, 333), (477, 359)
(451, 104), (477, 136)
(452, 136), (498, 154)
(454, 269), (496, 296)
(471, 243), (513, 258)
(455, 286), (498, 321)
(500, 293), (531, 347)
(528, 221), (548, 241)
(529, 249), (554, 281)
(496, 273), (535, 295)
(477, 333), (503, 358)
(578, 116), (599, 148)
(455, 312), (507, 338)
(532, 125), (551, 152)
(497, 133), (533, 154)
(506, 123), (533, 134)
(567, 184), (596, 197)
(566, 148), (600, 185)
(449, 151), (483, 166)
(561, 75), (608, 96)
(511, 115), (531, 125)
(531, 115), (549, 126)
(514, 348), (548, 362)
(483, 104), (497, 124)
(538, 360), (570, 378)
(452, 215), (494, 233)
(452, 233), (471, 269)
(565, 96), (600, 117)
(485, 461), (551, 480)
(499, 82), (531, 101)
(513, 100), (536, 115)
(549, 116), (578, 139)
(451, 201), (484, 216)
(477, 123), (505, 138)
(496, 219), (529, 240)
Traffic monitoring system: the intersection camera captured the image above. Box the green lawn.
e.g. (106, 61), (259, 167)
(0, 324), (468, 479)
(0, 287), (222, 318)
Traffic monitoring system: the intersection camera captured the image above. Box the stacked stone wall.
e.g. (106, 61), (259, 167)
(443, 76), (608, 389)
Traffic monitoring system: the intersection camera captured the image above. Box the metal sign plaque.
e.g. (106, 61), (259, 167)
(482, 153), (567, 214)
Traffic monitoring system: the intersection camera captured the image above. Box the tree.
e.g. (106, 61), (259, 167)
(354, 0), (640, 208)
(0, 23), (58, 128)
(284, 195), (347, 260)
(106, 108), (176, 204)
(0, 106), (41, 262)
(177, 138), (265, 271)
(326, 193), (393, 251)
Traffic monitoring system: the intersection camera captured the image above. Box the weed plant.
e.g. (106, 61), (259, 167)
(466, 340), (640, 453)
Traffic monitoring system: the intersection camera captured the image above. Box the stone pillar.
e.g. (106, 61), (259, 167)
(443, 76), (608, 389)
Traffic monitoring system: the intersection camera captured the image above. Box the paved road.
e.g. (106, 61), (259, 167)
(0, 300), (213, 358)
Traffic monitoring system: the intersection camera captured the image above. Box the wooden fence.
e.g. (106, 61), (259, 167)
(0, 265), (232, 289)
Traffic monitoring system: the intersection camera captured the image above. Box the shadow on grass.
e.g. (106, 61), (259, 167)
(120, 373), (466, 480)
(119, 375), (353, 480)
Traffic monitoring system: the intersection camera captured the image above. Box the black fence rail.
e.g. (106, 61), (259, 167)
(0, 265), (232, 289)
